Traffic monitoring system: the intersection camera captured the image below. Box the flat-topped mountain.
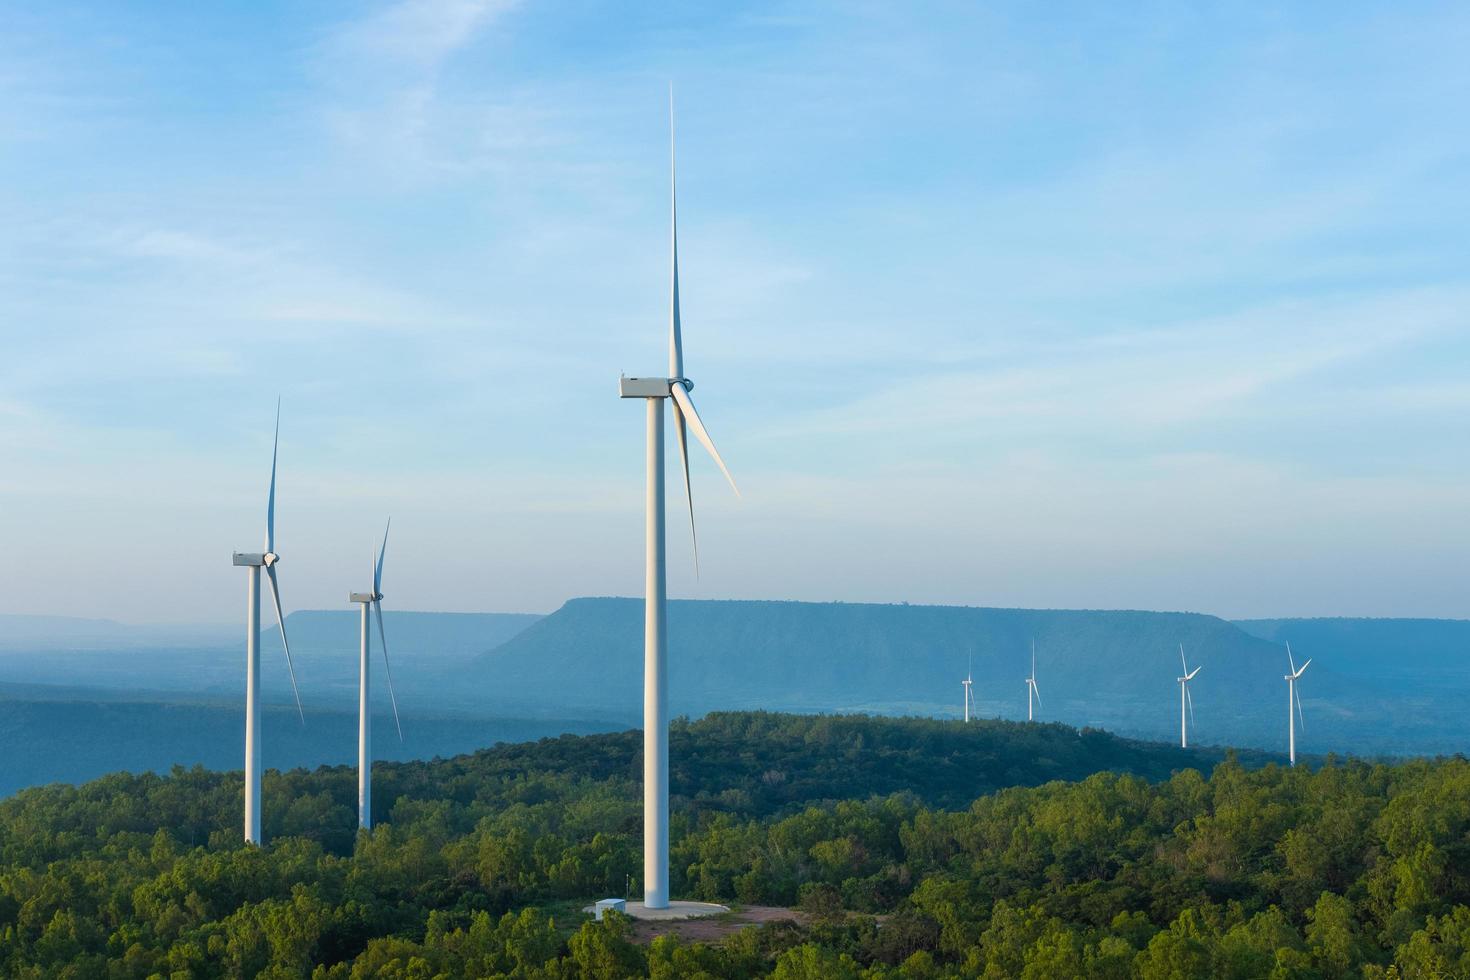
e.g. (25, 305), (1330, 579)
(2, 602), (1465, 794)
(468, 598), (1469, 756)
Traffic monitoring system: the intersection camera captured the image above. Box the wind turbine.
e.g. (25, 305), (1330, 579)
(1177, 644), (1201, 748)
(1025, 639), (1041, 721)
(962, 650), (975, 723)
(230, 402), (304, 846)
(1285, 642), (1311, 766)
(349, 519), (403, 831)
(617, 89), (740, 910)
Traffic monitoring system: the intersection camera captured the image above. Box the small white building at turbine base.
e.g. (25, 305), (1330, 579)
(594, 899), (627, 921)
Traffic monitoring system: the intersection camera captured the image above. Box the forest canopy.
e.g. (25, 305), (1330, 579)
(0, 711), (1466, 978)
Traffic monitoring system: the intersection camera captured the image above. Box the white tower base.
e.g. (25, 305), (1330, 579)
(243, 562), (262, 845)
(643, 397), (669, 909)
(356, 599), (371, 829)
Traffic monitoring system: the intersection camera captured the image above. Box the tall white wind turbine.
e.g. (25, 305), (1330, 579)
(1285, 642), (1311, 766)
(962, 650), (975, 723)
(617, 90), (740, 910)
(230, 402), (305, 846)
(1177, 644), (1201, 748)
(1025, 640), (1041, 722)
(349, 519), (404, 831)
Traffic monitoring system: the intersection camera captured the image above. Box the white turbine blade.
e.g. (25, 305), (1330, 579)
(668, 84), (683, 380)
(1031, 680), (1041, 707)
(1187, 665), (1202, 681)
(1186, 684), (1196, 728)
(1179, 643), (1188, 674)
(671, 400), (699, 576)
(265, 564), (304, 725)
(1297, 657), (1312, 678)
(1286, 640), (1297, 675)
(265, 398), (280, 553)
(1294, 683), (1305, 735)
(374, 517), (391, 595)
(373, 600), (404, 743)
(668, 384), (739, 496)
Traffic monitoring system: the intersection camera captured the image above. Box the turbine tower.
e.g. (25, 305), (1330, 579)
(230, 402), (304, 846)
(1025, 640), (1041, 721)
(962, 651), (975, 723)
(1285, 642), (1311, 766)
(1177, 644), (1201, 748)
(617, 90), (740, 910)
(349, 519), (403, 831)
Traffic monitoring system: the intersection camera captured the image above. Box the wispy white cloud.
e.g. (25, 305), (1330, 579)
(331, 0), (516, 68)
(122, 229), (260, 265)
(312, 0), (531, 178)
(761, 286), (1468, 448)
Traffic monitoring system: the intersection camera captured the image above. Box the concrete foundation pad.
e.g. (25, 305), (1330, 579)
(583, 900), (730, 921)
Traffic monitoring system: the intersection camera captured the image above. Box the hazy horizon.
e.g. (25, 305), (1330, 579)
(4, 2), (1469, 624)
(5, 596), (1470, 633)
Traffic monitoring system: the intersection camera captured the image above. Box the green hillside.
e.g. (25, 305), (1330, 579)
(0, 712), (1466, 978)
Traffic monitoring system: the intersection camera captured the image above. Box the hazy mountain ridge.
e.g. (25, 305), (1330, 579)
(1234, 616), (1470, 682)
(2, 601), (1466, 799)
(0, 683), (619, 797)
(260, 609), (542, 657)
(0, 614), (234, 651)
(0, 610), (543, 705)
(471, 597), (1469, 756)
(474, 597), (1300, 715)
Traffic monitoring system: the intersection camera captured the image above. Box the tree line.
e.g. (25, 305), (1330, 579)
(0, 711), (1465, 977)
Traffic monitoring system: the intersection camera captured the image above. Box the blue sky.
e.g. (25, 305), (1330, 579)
(2, 1), (1468, 623)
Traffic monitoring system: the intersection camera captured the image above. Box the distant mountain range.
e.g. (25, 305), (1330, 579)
(466, 598), (1470, 757)
(0, 610), (543, 705)
(0, 685), (618, 798)
(0, 614), (235, 651)
(1235, 617), (1470, 683)
(0, 601), (1466, 797)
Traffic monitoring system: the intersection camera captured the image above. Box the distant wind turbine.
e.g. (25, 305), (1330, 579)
(1285, 642), (1311, 766)
(1177, 644), (1201, 748)
(349, 519), (403, 831)
(230, 401), (304, 846)
(962, 650), (975, 723)
(1026, 640), (1041, 722)
(617, 88), (740, 911)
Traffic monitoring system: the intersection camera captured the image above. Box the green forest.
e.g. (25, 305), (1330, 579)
(1, 712), (1467, 978)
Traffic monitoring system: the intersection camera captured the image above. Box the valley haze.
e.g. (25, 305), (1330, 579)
(2, 598), (1465, 797)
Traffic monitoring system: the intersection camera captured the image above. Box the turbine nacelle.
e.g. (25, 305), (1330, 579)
(619, 375), (692, 398)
